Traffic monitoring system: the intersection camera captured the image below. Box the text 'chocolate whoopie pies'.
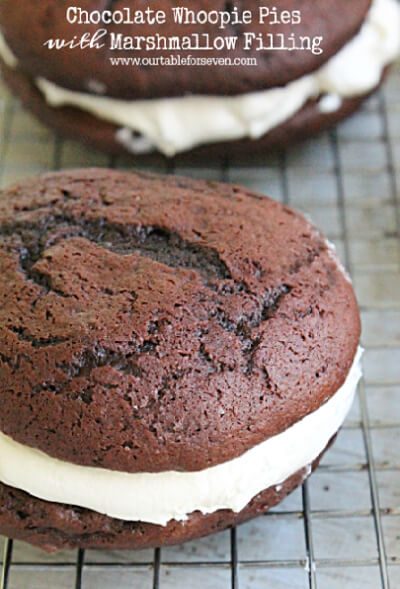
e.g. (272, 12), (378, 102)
(0, 0), (399, 158)
(0, 168), (361, 551)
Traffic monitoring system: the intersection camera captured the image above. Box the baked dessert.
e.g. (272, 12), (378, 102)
(0, 168), (362, 551)
(0, 0), (399, 158)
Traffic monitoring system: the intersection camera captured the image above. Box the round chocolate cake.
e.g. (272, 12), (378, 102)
(0, 0), (399, 158)
(0, 168), (362, 551)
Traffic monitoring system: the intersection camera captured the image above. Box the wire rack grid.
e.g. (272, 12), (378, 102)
(0, 58), (399, 589)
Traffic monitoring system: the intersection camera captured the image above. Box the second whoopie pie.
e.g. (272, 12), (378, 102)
(0, 0), (399, 158)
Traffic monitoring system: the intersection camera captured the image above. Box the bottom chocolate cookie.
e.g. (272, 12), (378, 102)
(0, 440), (332, 552)
(0, 59), (382, 162)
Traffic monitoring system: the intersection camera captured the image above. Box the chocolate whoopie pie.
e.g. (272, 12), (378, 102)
(0, 168), (362, 551)
(0, 0), (399, 158)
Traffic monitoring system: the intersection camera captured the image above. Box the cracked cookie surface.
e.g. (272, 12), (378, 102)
(0, 168), (360, 473)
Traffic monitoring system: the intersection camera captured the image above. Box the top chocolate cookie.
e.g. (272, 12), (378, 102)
(0, 169), (360, 473)
(0, 0), (371, 98)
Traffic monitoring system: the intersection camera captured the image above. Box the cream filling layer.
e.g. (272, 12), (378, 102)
(0, 348), (362, 526)
(0, 0), (399, 155)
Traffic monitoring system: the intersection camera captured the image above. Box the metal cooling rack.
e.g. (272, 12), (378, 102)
(0, 59), (399, 589)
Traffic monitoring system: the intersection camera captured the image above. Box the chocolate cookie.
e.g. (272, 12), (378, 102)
(0, 0), (398, 157)
(0, 169), (361, 550)
(0, 0), (372, 98)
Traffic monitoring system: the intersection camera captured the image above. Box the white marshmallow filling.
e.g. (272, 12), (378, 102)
(0, 348), (362, 526)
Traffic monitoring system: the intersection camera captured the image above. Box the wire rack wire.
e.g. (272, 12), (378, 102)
(0, 59), (399, 589)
